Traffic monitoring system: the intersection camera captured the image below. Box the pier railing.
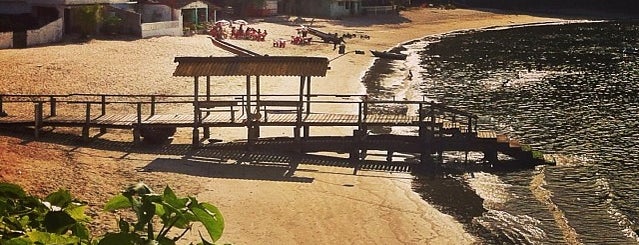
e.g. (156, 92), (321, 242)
(0, 93), (478, 136)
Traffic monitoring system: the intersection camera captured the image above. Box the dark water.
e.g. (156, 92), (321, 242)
(363, 21), (639, 244)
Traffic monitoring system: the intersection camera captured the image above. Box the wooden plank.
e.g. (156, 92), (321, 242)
(509, 139), (521, 148)
(496, 134), (509, 143)
(204, 113), (248, 123)
(477, 130), (497, 139)
(43, 115), (85, 124)
(0, 115), (33, 124)
(94, 114), (136, 126)
(199, 101), (239, 108)
(264, 113), (297, 123)
(259, 101), (300, 107)
(140, 114), (194, 126)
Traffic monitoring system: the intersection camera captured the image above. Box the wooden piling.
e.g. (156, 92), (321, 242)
(82, 102), (91, 142)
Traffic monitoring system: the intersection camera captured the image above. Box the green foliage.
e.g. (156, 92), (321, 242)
(1, 182), (225, 245)
(0, 183), (92, 244)
(76, 4), (103, 38)
(532, 150), (545, 160)
(102, 14), (123, 35)
(102, 183), (224, 245)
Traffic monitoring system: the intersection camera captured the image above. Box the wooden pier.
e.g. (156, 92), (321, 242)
(0, 56), (553, 174)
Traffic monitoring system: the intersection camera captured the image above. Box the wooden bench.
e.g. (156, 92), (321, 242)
(258, 101), (302, 122)
(198, 101), (240, 121)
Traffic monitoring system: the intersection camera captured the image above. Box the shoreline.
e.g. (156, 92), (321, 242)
(0, 8), (576, 244)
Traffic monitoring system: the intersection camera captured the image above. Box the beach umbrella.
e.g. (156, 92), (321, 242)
(233, 20), (248, 25)
(216, 20), (230, 26)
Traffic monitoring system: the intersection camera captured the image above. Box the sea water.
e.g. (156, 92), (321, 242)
(362, 20), (639, 244)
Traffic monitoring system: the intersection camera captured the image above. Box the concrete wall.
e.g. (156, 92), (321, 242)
(141, 20), (181, 38)
(0, 32), (13, 49)
(26, 17), (63, 46)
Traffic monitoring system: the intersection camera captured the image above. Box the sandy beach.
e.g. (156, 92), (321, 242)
(0, 7), (566, 244)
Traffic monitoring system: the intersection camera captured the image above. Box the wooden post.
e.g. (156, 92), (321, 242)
(98, 96), (107, 134)
(101, 95), (106, 116)
(350, 129), (366, 175)
(203, 76), (211, 139)
(246, 75), (252, 146)
(305, 76), (311, 115)
(206, 76), (211, 101)
(34, 102), (43, 139)
(82, 102), (91, 142)
(134, 102), (142, 143)
(150, 95), (156, 116)
(49, 96), (56, 117)
(483, 147), (498, 164)
(193, 76), (200, 147)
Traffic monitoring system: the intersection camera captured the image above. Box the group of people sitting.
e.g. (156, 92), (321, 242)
(290, 27), (312, 45)
(209, 23), (268, 41)
(230, 26), (267, 41)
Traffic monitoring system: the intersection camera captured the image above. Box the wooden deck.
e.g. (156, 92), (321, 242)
(0, 93), (553, 173)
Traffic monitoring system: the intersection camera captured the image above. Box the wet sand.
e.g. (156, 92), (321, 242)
(0, 8), (565, 244)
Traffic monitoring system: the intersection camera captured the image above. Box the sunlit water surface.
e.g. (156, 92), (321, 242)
(363, 20), (639, 244)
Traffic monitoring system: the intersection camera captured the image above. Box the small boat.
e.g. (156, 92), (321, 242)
(370, 50), (407, 60)
(208, 37), (261, 57)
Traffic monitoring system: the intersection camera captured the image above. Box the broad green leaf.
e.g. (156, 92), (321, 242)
(97, 232), (140, 245)
(158, 202), (192, 229)
(45, 189), (72, 208)
(0, 183), (26, 199)
(44, 211), (76, 234)
(25, 230), (80, 245)
(200, 203), (224, 227)
(71, 223), (91, 241)
(154, 203), (166, 217)
(162, 187), (188, 209)
(191, 204), (224, 242)
(4, 237), (31, 245)
(65, 204), (91, 222)
(104, 194), (132, 211)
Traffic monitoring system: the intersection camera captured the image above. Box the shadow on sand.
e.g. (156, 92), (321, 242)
(142, 157), (314, 183)
(0, 127), (415, 182)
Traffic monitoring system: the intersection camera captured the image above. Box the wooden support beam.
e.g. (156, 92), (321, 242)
(34, 102), (43, 139)
(305, 76), (311, 115)
(100, 95), (107, 116)
(82, 102), (91, 142)
(192, 76), (200, 147)
(100, 95), (107, 134)
(134, 102), (141, 143)
(150, 95), (156, 116)
(203, 76), (211, 140)
(49, 96), (56, 117)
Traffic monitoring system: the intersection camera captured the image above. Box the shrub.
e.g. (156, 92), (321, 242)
(0, 182), (224, 245)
